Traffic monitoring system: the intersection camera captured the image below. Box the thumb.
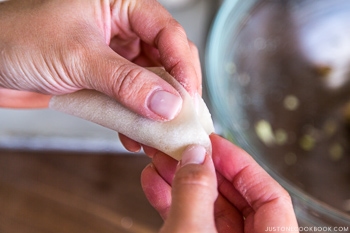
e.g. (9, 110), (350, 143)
(84, 46), (182, 121)
(161, 145), (218, 233)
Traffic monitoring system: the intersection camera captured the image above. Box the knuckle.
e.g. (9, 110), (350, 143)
(171, 20), (187, 37)
(112, 65), (144, 100)
(280, 189), (293, 204)
(175, 167), (213, 189)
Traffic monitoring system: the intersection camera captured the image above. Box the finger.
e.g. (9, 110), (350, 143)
(216, 171), (251, 217)
(214, 194), (244, 233)
(140, 151), (181, 220)
(109, 36), (141, 61)
(151, 151), (178, 185)
(138, 39), (202, 94)
(142, 145), (159, 158)
(161, 145), (217, 233)
(109, 31), (161, 67)
(0, 88), (51, 108)
(118, 133), (141, 153)
(132, 42), (162, 67)
(211, 133), (288, 211)
(141, 163), (172, 220)
(125, 1), (201, 95)
(133, 40), (201, 93)
(210, 134), (298, 231)
(85, 46), (182, 121)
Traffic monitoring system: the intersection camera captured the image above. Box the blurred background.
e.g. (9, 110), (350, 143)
(0, 0), (222, 232)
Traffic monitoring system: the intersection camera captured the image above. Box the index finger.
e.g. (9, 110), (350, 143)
(210, 134), (298, 231)
(0, 88), (51, 108)
(127, 0), (201, 95)
(210, 134), (289, 208)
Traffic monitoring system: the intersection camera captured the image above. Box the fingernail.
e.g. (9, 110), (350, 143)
(148, 90), (182, 120)
(181, 145), (206, 167)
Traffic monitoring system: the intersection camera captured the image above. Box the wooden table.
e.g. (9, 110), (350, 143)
(0, 150), (162, 233)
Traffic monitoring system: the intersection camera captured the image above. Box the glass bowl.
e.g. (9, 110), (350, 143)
(206, 0), (350, 227)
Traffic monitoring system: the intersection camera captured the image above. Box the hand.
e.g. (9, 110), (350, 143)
(141, 134), (299, 233)
(0, 0), (201, 119)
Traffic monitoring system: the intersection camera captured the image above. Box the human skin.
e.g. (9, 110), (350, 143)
(141, 134), (299, 233)
(0, 0), (201, 121)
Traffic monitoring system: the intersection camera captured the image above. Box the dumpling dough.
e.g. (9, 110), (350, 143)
(49, 67), (214, 160)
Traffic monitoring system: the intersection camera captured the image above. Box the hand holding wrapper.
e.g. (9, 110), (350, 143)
(49, 68), (214, 160)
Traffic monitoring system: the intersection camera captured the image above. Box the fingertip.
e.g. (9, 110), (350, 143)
(180, 145), (206, 167)
(118, 133), (142, 153)
(175, 146), (217, 192)
(140, 163), (155, 185)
